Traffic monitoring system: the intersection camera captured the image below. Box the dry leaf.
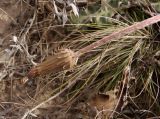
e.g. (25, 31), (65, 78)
(88, 90), (118, 118)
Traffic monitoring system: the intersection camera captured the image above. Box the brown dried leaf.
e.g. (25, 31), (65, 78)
(88, 90), (118, 117)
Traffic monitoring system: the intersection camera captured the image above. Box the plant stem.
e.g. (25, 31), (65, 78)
(75, 14), (160, 57)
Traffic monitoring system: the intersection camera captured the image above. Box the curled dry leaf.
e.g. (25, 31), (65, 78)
(88, 90), (118, 118)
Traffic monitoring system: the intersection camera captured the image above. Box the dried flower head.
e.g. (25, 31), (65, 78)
(27, 48), (78, 79)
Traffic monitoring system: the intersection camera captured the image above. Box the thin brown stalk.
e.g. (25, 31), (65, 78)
(75, 14), (160, 57)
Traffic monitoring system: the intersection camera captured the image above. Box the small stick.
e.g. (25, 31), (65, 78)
(25, 14), (160, 80)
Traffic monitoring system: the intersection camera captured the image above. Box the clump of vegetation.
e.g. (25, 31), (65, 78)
(0, 0), (160, 118)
